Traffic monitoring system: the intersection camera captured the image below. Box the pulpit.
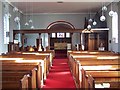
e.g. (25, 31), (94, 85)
(8, 42), (19, 52)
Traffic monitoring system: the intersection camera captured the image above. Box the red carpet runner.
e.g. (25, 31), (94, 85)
(43, 58), (76, 88)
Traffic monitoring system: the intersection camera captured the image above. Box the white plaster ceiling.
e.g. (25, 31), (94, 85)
(7, 0), (119, 14)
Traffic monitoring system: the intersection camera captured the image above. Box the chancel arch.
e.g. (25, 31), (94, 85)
(46, 21), (75, 50)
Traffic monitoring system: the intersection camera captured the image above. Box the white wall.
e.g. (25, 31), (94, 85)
(118, 2), (120, 52)
(21, 13), (91, 48)
(105, 2), (119, 52)
(9, 4), (23, 42)
(0, 2), (23, 54)
(0, 2), (8, 54)
(0, 2), (1, 89)
(0, 1), (3, 55)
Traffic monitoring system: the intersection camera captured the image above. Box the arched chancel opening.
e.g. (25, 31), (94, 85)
(47, 21), (75, 58)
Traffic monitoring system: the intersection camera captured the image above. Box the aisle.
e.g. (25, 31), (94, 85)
(43, 58), (76, 88)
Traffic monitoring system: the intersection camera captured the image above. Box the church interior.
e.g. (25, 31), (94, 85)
(0, 0), (120, 89)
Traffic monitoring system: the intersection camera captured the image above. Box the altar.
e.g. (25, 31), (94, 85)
(54, 43), (67, 50)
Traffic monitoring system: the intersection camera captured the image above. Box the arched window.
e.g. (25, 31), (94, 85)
(112, 12), (118, 43)
(4, 14), (9, 44)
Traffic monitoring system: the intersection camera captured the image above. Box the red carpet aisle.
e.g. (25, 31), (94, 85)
(43, 58), (76, 88)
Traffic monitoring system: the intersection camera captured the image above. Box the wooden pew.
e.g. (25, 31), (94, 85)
(74, 60), (120, 88)
(1, 54), (49, 82)
(0, 53), (50, 86)
(68, 52), (119, 72)
(2, 64), (37, 88)
(86, 71), (120, 88)
(68, 51), (120, 88)
(1, 73), (29, 89)
(77, 66), (120, 89)
(74, 60), (119, 87)
(67, 51), (117, 57)
(8, 50), (55, 67)
(1, 60), (41, 88)
(68, 50), (119, 62)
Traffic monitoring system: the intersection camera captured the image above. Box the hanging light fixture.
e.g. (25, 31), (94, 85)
(24, 2), (29, 26)
(87, 25), (91, 30)
(88, 11), (93, 22)
(82, 24), (93, 33)
(93, 20), (97, 26)
(25, 22), (29, 26)
(100, 15), (106, 21)
(29, 19), (33, 23)
(82, 8), (93, 33)
(13, 7), (18, 12)
(109, 2), (114, 17)
(14, 16), (20, 22)
(30, 2), (35, 29)
(13, 0), (20, 23)
(102, 5), (107, 11)
(31, 25), (34, 29)
(100, 2), (106, 22)
(13, 6), (20, 23)
(100, 9), (106, 21)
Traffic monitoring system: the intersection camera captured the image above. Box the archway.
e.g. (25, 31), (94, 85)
(47, 21), (75, 29)
(47, 21), (75, 58)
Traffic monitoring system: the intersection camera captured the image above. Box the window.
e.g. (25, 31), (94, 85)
(66, 33), (70, 38)
(112, 12), (118, 43)
(52, 33), (56, 38)
(57, 33), (65, 38)
(4, 14), (9, 44)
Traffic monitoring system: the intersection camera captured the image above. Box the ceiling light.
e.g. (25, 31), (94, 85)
(109, 2), (114, 17)
(13, 7), (18, 12)
(87, 25), (92, 30)
(93, 21), (97, 26)
(109, 10), (114, 17)
(100, 15), (106, 21)
(29, 19), (33, 23)
(89, 18), (93, 22)
(25, 22), (29, 26)
(31, 26), (34, 29)
(14, 17), (20, 22)
(102, 6), (107, 11)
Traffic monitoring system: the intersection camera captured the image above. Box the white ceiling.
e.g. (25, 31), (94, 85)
(8, 0), (119, 14)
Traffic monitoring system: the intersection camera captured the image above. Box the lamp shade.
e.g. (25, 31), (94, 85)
(87, 25), (91, 29)
(14, 17), (20, 22)
(25, 22), (29, 26)
(100, 15), (106, 21)
(29, 19), (33, 23)
(89, 18), (93, 22)
(93, 21), (97, 26)
(31, 26), (34, 29)
(13, 7), (18, 12)
(109, 10), (114, 17)
(102, 6), (107, 11)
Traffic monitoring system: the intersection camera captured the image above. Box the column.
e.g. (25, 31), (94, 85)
(79, 33), (81, 50)
(13, 33), (16, 40)
(48, 33), (50, 49)
(97, 33), (100, 50)
(21, 33), (24, 50)
(38, 33), (42, 51)
(70, 33), (73, 50)
(80, 33), (81, 44)
(39, 33), (41, 45)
